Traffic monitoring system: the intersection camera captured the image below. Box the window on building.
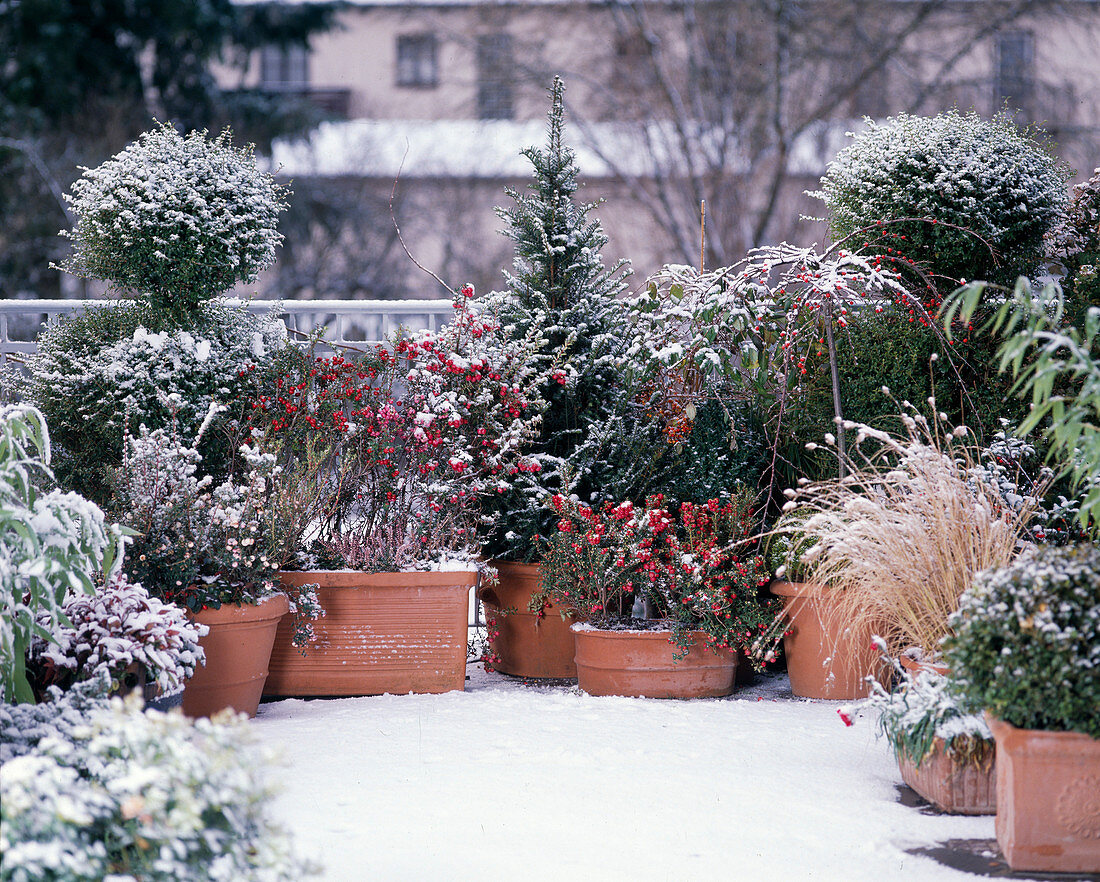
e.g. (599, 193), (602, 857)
(260, 44), (310, 90)
(477, 33), (514, 120)
(397, 34), (439, 87)
(995, 31), (1034, 117)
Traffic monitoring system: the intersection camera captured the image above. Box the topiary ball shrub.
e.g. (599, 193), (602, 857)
(943, 543), (1100, 738)
(57, 122), (289, 316)
(815, 111), (1070, 290)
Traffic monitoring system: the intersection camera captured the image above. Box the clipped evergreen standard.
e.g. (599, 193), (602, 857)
(482, 78), (631, 560)
(815, 111), (1070, 290)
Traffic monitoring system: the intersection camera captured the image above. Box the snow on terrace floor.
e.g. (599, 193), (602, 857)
(252, 666), (1088, 882)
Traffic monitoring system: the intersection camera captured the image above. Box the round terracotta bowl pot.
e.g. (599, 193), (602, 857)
(572, 625), (737, 699)
(181, 593), (289, 719)
(478, 561), (578, 679)
(769, 580), (882, 700)
(988, 716), (1100, 873)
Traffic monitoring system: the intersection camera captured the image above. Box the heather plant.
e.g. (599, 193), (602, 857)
(479, 77), (632, 561)
(24, 300), (284, 504)
(25, 574), (206, 700)
(758, 402), (1033, 667)
(56, 122), (289, 316)
(1, 405), (126, 703)
(813, 110), (1070, 290)
(943, 544), (1100, 738)
(243, 288), (546, 572)
(0, 696), (320, 882)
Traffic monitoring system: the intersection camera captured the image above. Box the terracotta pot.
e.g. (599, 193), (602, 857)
(768, 580), (881, 700)
(896, 737), (996, 815)
(478, 561), (577, 679)
(988, 716), (1100, 873)
(181, 593), (289, 719)
(573, 626), (737, 699)
(265, 569), (477, 697)
(898, 655), (950, 678)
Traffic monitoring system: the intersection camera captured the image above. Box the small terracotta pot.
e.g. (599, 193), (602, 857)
(988, 716), (1100, 873)
(768, 580), (881, 700)
(898, 655), (950, 678)
(266, 569), (476, 697)
(573, 626), (737, 699)
(181, 593), (289, 719)
(478, 561), (577, 679)
(896, 738), (996, 815)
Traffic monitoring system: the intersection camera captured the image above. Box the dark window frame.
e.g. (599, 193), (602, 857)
(477, 32), (514, 120)
(396, 33), (439, 88)
(259, 44), (310, 90)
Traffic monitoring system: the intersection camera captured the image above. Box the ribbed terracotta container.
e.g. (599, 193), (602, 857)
(573, 626), (737, 699)
(897, 738), (996, 815)
(478, 561), (577, 679)
(265, 570), (476, 697)
(181, 593), (289, 719)
(988, 716), (1100, 873)
(769, 580), (881, 700)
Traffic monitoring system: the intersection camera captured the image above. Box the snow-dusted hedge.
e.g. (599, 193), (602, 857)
(57, 123), (289, 314)
(815, 110), (1070, 287)
(0, 405), (125, 703)
(0, 698), (319, 882)
(944, 544), (1100, 738)
(25, 301), (284, 503)
(27, 575), (205, 698)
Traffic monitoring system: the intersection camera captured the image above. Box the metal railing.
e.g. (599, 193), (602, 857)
(0, 298), (456, 366)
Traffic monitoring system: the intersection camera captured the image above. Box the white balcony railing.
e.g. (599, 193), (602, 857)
(0, 298), (456, 367)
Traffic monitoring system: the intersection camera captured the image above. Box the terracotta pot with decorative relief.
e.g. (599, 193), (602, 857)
(478, 561), (577, 679)
(572, 625), (737, 699)
(265, 569), (476, 697)
(987, 717), (1100, 873)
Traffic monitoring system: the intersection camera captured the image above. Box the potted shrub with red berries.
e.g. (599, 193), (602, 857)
(537, 492), (777, 698)
(244, 288), (547, 697)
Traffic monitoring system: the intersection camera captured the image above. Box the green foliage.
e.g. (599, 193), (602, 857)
(944, 544), (1100, 738)
(481, 77), (632, 561)
(0, 406), (125, 703)
(944, 279), (1100, 535)
(24, 300), (284, 505)
(57, 123), (289, 314)
(815, 110), (1070, 290)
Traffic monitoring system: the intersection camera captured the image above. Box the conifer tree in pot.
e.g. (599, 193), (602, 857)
(476, 78), (633, 678)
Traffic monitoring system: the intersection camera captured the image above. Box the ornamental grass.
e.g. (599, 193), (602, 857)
(779, 397), (1037, 664)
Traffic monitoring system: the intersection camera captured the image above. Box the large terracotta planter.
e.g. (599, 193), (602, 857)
(181, 593), (289, 719)
(478, 561), (577, 679)
(896, 738), (996, 815)
(988, 716), (1100, 873)
(573, 625), (737, 699)
(265, 569), (477, 696)
(769, 580), (880, 700)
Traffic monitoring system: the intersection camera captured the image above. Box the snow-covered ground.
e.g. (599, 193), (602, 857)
(253, 664), (1083, 882)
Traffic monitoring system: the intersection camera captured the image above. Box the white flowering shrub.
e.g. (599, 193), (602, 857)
(0, 406), (125, 703)
(0, 676), (111, 765)
(814, 111), (1070, 288)
(57, 123), (289, 314)
(24, 301), (284, 503)
(944, 544), (1100, 738)
(26, 575), (206, 699)
(0, 697), (320, 882)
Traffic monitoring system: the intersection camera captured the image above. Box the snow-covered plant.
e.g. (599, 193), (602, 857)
(1047, 166), (1100, 320)
(110, 416), (322, 644)
(944, 278), (1100, 537)
(1, 405), (126, 703)
(839, 645), (993, 769)
(56, 122), (290, 315)
(538, 493), (777, 662)
(813, 110), (1070, 289)
(0, 696), (320, 882)
(26, 574), (206, 699)
(479, 77), (632, 562)
(943, 543), (1100, 739)
(0, 675), (111, 764)
(24, 300), (284, 504)
(244, 288), (545, 572)
(753, 401), (1032, 668)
